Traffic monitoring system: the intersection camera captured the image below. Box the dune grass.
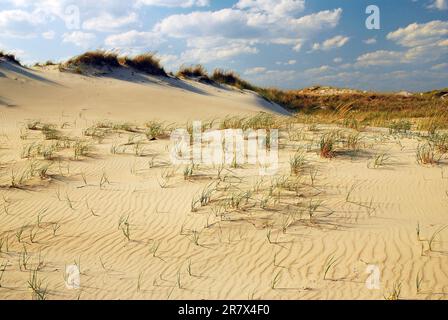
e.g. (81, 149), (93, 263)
(62, 51), (167, 76)
(0, 51), (21, 65)
(176, 65), (208, 79)
(211, 69), (256, 91)
(63, 50), (120, 70)
(120, 53), (167, 76)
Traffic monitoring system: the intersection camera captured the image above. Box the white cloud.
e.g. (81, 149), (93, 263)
(356, 20), (448, 68)
(151, 6), (342, 63)
(431, 62), (448, 70)
(244, 67), (267, 75)
(312, 35), (349, 51)
(0, 9), (46, 37)
(428, 0), (447, 10)
(180, 39), (259, 63)
(136, 0), (210, 8)
(83, 13), (138, 32)
(42, 30), (56, 39)
(235, 0), (305, 17)
(356, 50), (403, 67)
(386, 20), (448, 47)
(333, 57), (343, 63)
(364, 38), (377, 45)
(105, 30), (162, 48)
(304, 65), (332, 75)
(62, 31), (96, 48)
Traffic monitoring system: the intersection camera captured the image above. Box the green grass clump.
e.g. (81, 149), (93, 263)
(320, 133), (336, 158)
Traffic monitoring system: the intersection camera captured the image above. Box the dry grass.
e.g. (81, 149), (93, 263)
(120, 53), (166, 76)
(211, 69), (255, 91)
(176, 65), (208, 79)
(62, 50), (120, 72)
(0, 51), (21, 65)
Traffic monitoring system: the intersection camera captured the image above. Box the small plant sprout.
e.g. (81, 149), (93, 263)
(416, 143), (438, 165)
(416, 272), (423, 294)
(187, 259), (193, 277)
(65, 192), (75, 210)
(29, 227), (38, 243)
(183, 164), (194, 180)
(290, 152), (306, 176)
(191, 230), (200, 246)
(119, 215), (131, 241)
(16, 225), (25, 243)
(52, 222), (61, 236)
(28, 269), (48, 300)
(323, 255), (338, 280)
(271, 272), (281, 289)
(385, 282), (402, 300)
(320, 133), (336, 158)
(177, 270), (182, 289)
(0, 260), (7, 287)
(369, 153), (390, 169)
(428, 225), (448, 252)
(100, 171), (110, 189)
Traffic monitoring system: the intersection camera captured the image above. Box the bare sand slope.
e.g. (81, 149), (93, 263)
(0, 61), (447, 300)
(0, 61), (288, 124)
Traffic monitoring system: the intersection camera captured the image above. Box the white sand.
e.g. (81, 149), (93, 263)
(0, 60), (447, 300)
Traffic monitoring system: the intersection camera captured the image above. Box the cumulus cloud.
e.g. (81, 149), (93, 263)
(386, 20), (448, 47)
(104, 30), (162, 48)
(149, 6), (342, 62)
(42, 30), (56, 39)
(244, 67), (267, 75)
(83, 13), (138, 32)
(235, 0), (305, 17)
(0, 9), (46, 37)
(364, 38), (377, 45)
(311, 35), (349, 51)
(136, 0), (210, 8)
(428, 0), (447, 10)
(356, 20), (448, 67)
(62, 31), (96, 48)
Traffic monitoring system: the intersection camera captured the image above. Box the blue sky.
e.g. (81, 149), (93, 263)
(0, 0), (447, 92)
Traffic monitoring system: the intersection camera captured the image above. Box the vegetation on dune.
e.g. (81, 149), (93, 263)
(211, 69), (256, 91)
(120, 53), (167, 76)
(64, 50), (120, 69)
(35, 49), (448, 129)
(176, 64), (208, 79)
(61, 50), (167, 76)
(0, 51), (21, 65)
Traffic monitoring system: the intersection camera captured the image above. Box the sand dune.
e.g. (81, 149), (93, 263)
(0, 60), (447, 300)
